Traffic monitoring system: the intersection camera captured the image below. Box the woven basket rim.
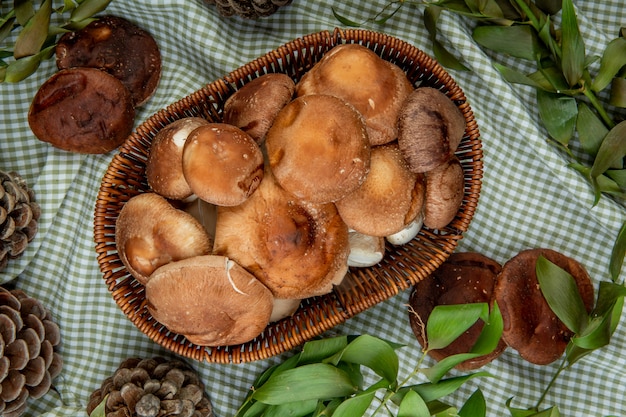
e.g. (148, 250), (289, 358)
(93, 28), (483, 363)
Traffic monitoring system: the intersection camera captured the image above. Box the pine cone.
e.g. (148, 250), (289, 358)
(202, 0), (292, 19)
(86, 357), (214, 417)
(0, 171), (40, 271)
(0, 286), (63, 417)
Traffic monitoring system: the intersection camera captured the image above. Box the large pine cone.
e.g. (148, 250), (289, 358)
(202, 0), (292, 19)
(0, 286), (63, 417)
(0, 171), (40, 271)
(86, 357), (214, 417)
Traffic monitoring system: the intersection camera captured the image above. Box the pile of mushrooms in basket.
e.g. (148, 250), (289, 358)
(115, 44), (467, 347)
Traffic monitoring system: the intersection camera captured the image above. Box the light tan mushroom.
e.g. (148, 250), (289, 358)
(182, 123), (264, 206)
(223, 73), (296, 144)
(296, 43), (414, 146)
(335, 143), (425, 237)
(397, 87), (466, 173)
(145, 255), (274, 346)
(115, 193), (213, 285)
(146, 117), (210, 200)
(270, 298), (301, 322)
(265, 94), (370, 204)
(423, 156), (464, 230)
(213, 169), (350, 299)
(347, 230), (385, 268)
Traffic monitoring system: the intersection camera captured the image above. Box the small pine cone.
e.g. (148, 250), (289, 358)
(202, 0), (292, 19)
(0, 286), (63, 417)
(86, 357), (214, 417)
(0, 171), (41, 271)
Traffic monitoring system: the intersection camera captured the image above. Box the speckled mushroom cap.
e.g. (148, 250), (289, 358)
(423, 156), (465, 230)
(56, 15), (161, 107)
(296, 43), (414, 146)
(408, 252), (507, 371)
(28, 67), (135, 154)
(494, 248), (595, 365)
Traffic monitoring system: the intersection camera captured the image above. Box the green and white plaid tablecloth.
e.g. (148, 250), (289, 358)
(1, 1), (625, 415)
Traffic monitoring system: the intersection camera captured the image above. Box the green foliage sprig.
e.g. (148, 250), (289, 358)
(0, 0), (113, 83)
(333, 0), (626, 281)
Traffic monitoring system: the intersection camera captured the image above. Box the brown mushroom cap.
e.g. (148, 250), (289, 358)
(115, 193), (213, 285)
(223, 73), (296, 144)
(397, 87), (466, 173)
(145, 255), (274, 346)
(423, 156), (464, 230)
(213, 170), (350, 299)
(266, 94), (370, 204)
(296, 43), (414, 146)
(146, 117), (210, 200)
(56, 15), (161, 107)
(494, 248), (595, 365)
(409, 252), (507, 370)
(335, 143), (424, 236)
(182, 123), (264, 206)
(28, 67), (135, 154)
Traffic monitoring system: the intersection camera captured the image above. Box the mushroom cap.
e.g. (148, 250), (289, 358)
(182, 123), (264, 206)
(28, 67), (135, 154)
(213, 169), (350, 299)
(397, 87), (466, 173)
(296, 43), (414, 146)
(223, 73), (296, 144)
(146, 117), (210, 200)
(266, 94), (371, 204)
(145, 255), (274, 346)
(56, 15), (161, 107)
(494, 248), (595, 365)
(409, 252), (507, 370)
(115, 193), (213, 285)
(423, 156), (464, 230)
(335, 143), (424, 236)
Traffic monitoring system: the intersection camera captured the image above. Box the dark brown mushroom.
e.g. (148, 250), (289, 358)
(56, 15), (161, 107)
(494, 248), (595, 365)
(28, 67), (135, 154)
(408, 252), (507, 370)
(423, 156), (465, 230)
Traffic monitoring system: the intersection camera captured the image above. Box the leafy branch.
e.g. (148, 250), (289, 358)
(0, 0), (113, 83)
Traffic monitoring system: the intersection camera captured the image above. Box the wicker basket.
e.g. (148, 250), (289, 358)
(93, 28), (483, 364)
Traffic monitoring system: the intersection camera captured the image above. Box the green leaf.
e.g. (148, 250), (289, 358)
(576, 102), (609, 157)
(88, 395), (107, 417)
(473, 25), (543, 61)
(3, 50), (41, 82)
(332, 390), (377, 417)
(251, 363), (357, 405)
(536, 256), (589, 334)
(590, 120), (626, 178)
(331, 7), (362, 27)
(606, 169), (626, 189)
(262, 400), (318, 417)
(424, 6), (470, 71)
(536, 90), (578, 146)
(70, 0), (113, 23)
(592, 37), (626, 92)
(428, 400), (458, 417)
(326, 334), (399, 384)
(560, 0), (585, 87)
(14, 0), (34, 26)
(506, 398), (561, 417)
(610, 221), (626, 281)
(398, 390), (430, 417)
(0, 16), (15, 45)
(396, 372), (492, 404)
(422, 352), (484, 383)
(495, 64), (545, 89)
(610, 77), (626, 108)
(236, 400), (269, 417)
(535, 0), (561, 15)
(13, 0), (51, 58)
(426, 303), (487, 350)
(299, 336), (348, 364)
(459, 389), (486, 417)
(469, 302), (503, 355)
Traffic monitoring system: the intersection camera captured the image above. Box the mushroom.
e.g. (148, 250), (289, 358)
(223, 73), (296, 144)
(182, 123), (264, 206)
(423, 156), (464, 230)
(335, 143), (425, 237)
(270, 298), (301, 322)
(28, 67), (135, 154)
(386, 213), (424, 246)
(213, 169), (350, 299)
(296, 43), (414, 146)
(115, 193), (213, 285)
(146, 117), (210, 201)
(493, 248), (595, 365)
(347, 230), (385, 268)
(56, 15), (162, 107)
(145, 255), (274, 346)
(265, 94), (370, 204)
(397, 87), (466, 173)
(408, 252), (507, 370)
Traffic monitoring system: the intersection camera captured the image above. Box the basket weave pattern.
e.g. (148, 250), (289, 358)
(94, 28), (483, 363)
